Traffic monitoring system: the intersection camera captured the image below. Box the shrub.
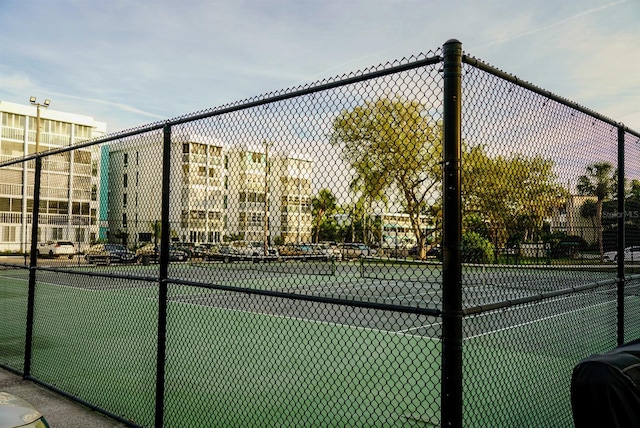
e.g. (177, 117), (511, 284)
(462, 231), (494, 263)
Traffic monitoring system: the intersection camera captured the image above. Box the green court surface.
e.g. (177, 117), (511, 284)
(1, 262), (636, 427)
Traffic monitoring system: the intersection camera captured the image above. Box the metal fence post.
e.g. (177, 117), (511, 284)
(617, 126), (625, 346)
(24, 156), (42, 377)
(442, 38), (463, 428)
(155, 123), (171, 427)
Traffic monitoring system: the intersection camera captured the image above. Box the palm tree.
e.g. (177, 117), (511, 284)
(579, 199), (598, 239)
(576, 162), (616, 261)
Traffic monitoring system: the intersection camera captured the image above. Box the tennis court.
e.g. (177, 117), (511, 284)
(1, 259), (635, 426)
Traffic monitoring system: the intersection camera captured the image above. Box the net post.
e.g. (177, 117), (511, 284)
(442, 38), (463, 428)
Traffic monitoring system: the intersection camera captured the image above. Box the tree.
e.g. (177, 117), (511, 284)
(311, 189), (337, 243)
(579, 199), (598, 239)
(576, 162), (616, 260)
(463, 146), (566, 249)
(330, 97), (442, 259)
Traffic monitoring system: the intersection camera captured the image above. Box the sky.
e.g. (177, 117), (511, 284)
(0, 0), (638, 135)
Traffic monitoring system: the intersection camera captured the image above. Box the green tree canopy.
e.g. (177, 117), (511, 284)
(463, 146), (566, 248)
(330, 97), (442, 258)
(311, 189), (338, 243)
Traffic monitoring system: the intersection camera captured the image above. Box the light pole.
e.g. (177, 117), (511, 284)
(29, 97), (51, 153)
(263, 141), (271, 256)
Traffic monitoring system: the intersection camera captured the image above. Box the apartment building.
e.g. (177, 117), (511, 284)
(106, 133), (223, 246)
(225, 145), (313, 245)
(271, 154), (313, 244)
(548, 194), (598, 244)
(106, 136), (313, 247)
(375, 212), (434, 249)
(0, 100), (106, 252)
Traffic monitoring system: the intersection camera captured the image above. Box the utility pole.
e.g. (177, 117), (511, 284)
(29, 97), (51, 154)
(263, 141), (271, 256)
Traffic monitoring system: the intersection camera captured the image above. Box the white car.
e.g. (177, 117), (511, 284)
(340, 243), (377, 260)
(36, 240), (76, 259)
(603, 246), (640, 262)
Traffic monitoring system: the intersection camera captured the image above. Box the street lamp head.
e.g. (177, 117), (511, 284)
(29, 97), (51, 107)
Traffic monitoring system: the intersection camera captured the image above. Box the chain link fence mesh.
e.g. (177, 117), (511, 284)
(1, 41), (639, 426)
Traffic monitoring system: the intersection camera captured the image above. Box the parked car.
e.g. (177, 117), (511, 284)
(603, 246), (640, 262)
(0, 391), (50, 428)
(36, 240), (75, 259)
(136, 244), (189, 262)
(229, 241), (279, 258)
(84, 244), (136, 264)
(340, 243), (376, 260)
(309, 243), (342, 261)
(319, 242), (343, 261)
(192, 243), (214, 258)
(173, 242), (196, 257)
(278, 243), (307, 257)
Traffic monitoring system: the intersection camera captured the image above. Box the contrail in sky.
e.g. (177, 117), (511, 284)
(483, 0), (627, 47)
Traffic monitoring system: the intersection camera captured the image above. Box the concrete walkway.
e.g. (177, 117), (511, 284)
(0, 368), (128, 427)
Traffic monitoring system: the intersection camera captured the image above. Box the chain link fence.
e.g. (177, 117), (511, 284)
(1, 39), (639, 427)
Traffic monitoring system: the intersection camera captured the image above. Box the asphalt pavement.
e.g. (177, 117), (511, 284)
(0, 368), (128, 427)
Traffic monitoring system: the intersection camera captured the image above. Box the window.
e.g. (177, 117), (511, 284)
(123, 193), (128, 208)
(3, 226), (16, 242)
(123, 173), (128, 188)
(123, 153), (128, 166)
(2, 113), (25, 128)
(52, 228), (63, 240)
(75, 228), (85, 243)
(122, 213), (128, 228)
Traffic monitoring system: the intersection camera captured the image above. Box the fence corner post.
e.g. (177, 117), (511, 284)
(155, 123), (172, 428)
(617, 126), (625, 346)
(442, 38), (463, 428)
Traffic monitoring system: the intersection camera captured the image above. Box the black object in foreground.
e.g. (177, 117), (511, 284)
(572, 338), (640, 427)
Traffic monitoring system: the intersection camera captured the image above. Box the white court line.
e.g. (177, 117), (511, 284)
(465, 298), (616, 340)
(396, 289), (624, 336)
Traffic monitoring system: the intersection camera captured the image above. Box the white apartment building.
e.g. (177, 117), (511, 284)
(0, 100), (106, 252)
(548, 194), (598, 244)
(271, 154), (313, 244)
(106, 135), (313, 247)
(375, 212), (434, 249)
(106, 133), (224, 246)
(226, 146), (313, 245)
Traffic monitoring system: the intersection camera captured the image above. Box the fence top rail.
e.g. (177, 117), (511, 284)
(0, 52), (442, 169)
(462, 53), (640, 139)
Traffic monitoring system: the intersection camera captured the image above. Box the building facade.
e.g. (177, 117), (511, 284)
(0, 100), (106, 252)
(106, 136), (313, 248)
(548, 194), (598, 244)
